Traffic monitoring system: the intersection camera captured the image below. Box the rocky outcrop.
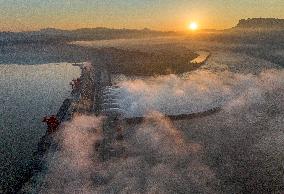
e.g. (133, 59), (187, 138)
(235, 18), (284, 29)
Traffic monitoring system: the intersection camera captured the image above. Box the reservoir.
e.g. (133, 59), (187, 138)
(0, 63), (81, 191)
(190, 51), (211, 64)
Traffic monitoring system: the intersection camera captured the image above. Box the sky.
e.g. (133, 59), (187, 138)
(1, 0), (284, 32)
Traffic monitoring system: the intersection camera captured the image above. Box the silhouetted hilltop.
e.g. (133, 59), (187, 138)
(235, 18), (284, 29)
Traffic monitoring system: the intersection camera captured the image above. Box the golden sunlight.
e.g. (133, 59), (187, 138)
(188, 22), (198, 31)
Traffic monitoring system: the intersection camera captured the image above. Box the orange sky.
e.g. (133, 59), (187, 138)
(1, 0), (284, 32)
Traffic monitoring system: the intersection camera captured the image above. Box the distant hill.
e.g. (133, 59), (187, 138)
(0, 28), (174, 45)
(235, 18), (284, 30)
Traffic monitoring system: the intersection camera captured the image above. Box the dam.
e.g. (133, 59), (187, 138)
(18, 51), (217, 192)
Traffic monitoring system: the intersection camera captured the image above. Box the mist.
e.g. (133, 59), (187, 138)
(37, 68), (283, 193)
(106, 69), (281, 118)
(38, 115), (103, 194)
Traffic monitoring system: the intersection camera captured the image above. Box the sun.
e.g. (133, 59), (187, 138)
(188, 22), (198, 31)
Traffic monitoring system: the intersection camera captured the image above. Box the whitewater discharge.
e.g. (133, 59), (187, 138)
(37, 68), (283, 193)
(107, 69), (282, 118)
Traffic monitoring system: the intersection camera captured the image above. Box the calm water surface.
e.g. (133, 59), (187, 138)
(0, 63), (81, 190)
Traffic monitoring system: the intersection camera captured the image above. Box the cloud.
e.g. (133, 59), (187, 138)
(91, 111), (217, 193)
(38, 115), (103, 194)
(109, 69), (283, 118)
(37, 68), (284, 193)
(105, 68), (284, 193)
